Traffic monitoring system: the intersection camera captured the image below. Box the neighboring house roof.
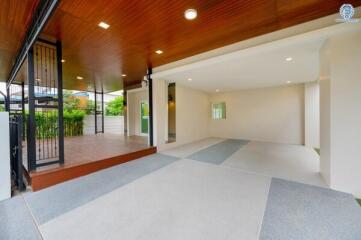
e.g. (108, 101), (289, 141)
(73, 91), (89, 97)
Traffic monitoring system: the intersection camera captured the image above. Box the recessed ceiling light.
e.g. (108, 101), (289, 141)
(286, 57), (293, 61)
(61, 59), (66, 63)
(188, 78), (192, 81)
(155, 50), (163, 54)
(122, 74), (127, 77)
(215, 89), (220, 92)
(185, 9), (197, 20)
(286, 81), (292, 84)
(76, 76), (83, 80)
(98, 22), (110, 29)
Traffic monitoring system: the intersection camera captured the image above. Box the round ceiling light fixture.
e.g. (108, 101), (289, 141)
(185, 9), (197, 20)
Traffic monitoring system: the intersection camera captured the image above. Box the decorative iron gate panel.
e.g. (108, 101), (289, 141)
(27, 40), (64, 171)
(9, 115), (25, 191)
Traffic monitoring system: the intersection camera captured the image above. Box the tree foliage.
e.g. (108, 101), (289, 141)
(85, 100), (95, 114)
(105, 96), (124, 116)
(63, 90), (80, 112)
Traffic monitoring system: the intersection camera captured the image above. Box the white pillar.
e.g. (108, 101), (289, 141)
(320, 31), (361, 198)
(0, 112), (11, 201)
(304, 81), (320, 149)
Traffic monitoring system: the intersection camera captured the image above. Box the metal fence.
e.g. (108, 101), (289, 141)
(9, 115), (25, 191)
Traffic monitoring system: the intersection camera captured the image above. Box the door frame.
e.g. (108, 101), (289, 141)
(140, 100), (149, 136)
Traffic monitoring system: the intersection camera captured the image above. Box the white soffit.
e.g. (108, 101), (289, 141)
(153, 8), (361, 92)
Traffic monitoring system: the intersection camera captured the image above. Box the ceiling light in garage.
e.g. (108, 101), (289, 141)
(286, 81), (292, 84)
(98, 22), (110, 29)
(188, 78), (192, 81)
(122, 74), (127, 77)
(76, 76), (83, 80)
(61, 59), (65, 63)
(185, 9), (197, 20)
(286, 57), (293, 61)
(155, 50), (163, 54)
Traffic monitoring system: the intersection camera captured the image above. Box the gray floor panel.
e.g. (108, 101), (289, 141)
(0, 196), (41, 240)
(260, 178), (361, 240)
(24, 153), (179, 225)
(187, 139), (249, 165)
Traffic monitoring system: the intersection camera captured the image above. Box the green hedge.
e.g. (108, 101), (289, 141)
(63, 110), (85, 137)
(25, 110), (85, 139)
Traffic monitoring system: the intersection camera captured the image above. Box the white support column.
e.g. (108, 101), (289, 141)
(152, 79), (168, 147)
(320, 31), (361, 198)
(304, 81), (320, 149)
(0, 112), (11, 201)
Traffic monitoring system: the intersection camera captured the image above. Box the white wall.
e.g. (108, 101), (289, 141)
(175, 84), (210, 146)
(209, 85), (305, 145)
(0, 112), (11, 201)
(83, 115), (124, 135)
(127, 88), (148, 136)
(320, 31), (361, 197)
(153, 79), (168, 147)
(319, 41), (331, 186)
(304, 81), (320, 149)
(153, 80), (210, 150)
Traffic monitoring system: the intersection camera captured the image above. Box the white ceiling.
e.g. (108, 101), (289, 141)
(153, 17), (361, 93)
(160, 40), (322, 92)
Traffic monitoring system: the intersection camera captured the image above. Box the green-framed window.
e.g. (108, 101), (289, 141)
(212, 102), (226, 120)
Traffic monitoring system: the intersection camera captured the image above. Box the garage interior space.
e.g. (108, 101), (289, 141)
(1, 2), (361, 240)
(154, 19), (361, 198)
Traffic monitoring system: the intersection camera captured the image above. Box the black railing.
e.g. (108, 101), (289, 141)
(9, 115), (25, 191)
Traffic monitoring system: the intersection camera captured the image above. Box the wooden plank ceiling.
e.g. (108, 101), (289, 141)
(0, 0), (39, 83)
(2, 0), (361, 92)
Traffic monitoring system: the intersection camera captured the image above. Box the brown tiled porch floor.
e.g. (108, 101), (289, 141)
(34, 134), (149, 172)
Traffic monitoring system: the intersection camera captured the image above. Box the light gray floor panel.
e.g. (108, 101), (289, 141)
(222, 141), (326, 187)
(39, 160), (271, 240)
(24, 153), (179, 224)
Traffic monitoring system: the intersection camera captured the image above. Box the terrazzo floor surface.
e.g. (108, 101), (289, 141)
(1, 138), (361, 240)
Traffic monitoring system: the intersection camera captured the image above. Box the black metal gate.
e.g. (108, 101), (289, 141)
(94, 90), (104, 134)
(26, 40), (64, 171)
(9, 115), (25, 191)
